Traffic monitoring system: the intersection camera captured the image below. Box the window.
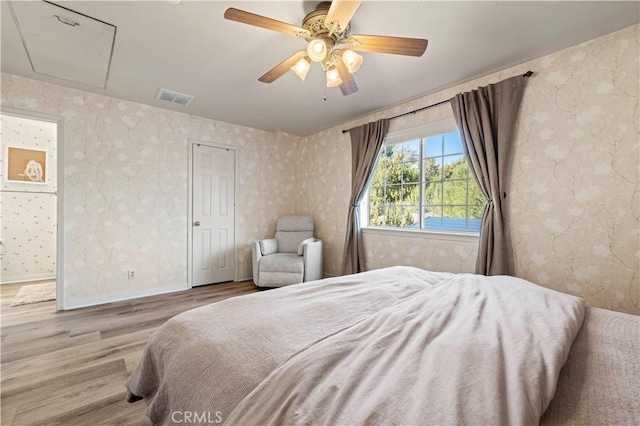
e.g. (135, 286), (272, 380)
(363, 119), (485, 234)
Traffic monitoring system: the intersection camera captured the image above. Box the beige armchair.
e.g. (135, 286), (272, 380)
(252, 216), (323, 288)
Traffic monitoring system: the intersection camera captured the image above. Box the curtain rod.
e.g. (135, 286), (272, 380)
(341, 71), (534, 134)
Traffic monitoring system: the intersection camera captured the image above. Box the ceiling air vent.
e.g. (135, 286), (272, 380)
(155, 88), (194, 106)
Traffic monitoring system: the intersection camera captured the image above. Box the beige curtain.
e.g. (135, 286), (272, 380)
(341, 119), (389, 275)
(450, 75), (526, 275)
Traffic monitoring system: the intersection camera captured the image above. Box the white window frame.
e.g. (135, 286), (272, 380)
(360, 117), (481, 243)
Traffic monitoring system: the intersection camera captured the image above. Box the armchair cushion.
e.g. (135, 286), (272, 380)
(275, 216), (314, 253)
(259, 253), (304, 274)
(276, 216), (313, 231)
(259, 238), (278, 256)
(275, 231), (313, 253)
(298, 238), (316, 255)
(258, 253), (304, 287)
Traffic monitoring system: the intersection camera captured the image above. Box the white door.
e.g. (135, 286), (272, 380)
(192, 144), (235, 286)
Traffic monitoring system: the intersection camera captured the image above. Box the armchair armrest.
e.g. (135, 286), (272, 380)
(252, 241), (262, 285)
(302, 240), (323, 282)
(259, 238), (278, 255)
(253, 239), (279, 286)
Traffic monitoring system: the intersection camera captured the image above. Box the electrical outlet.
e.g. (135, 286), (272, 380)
(128, 269), (136, 279)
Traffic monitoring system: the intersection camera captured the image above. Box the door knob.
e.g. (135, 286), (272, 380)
(194, 221), (200, 227)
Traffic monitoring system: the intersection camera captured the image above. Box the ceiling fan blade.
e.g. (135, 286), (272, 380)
(335, 60), (358, 96)
(324, 0), (362, 34)
(259, 50), (308, 83)
(224, 8), (310, 39)
(349, 35), (428, 56)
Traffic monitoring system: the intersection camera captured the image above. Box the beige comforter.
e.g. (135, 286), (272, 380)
(126, 266), (584, 425)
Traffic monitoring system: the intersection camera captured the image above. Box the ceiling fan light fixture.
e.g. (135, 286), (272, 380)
(342, 50), (363, 74)
(307, 38), (328, 62)
(290, 57), (311, 81)
(224, 2), (428, 96)
(326, 67), (342, 88)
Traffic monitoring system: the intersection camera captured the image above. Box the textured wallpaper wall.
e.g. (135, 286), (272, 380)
(297, 25), (639, 314)
(1, 25), (637, 313)
(0, 192), (56, 282)
(1, 75), (299, 304)
(1, 114), (58, 282)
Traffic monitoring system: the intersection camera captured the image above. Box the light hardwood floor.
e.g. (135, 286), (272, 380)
(1, 281), (258, 425)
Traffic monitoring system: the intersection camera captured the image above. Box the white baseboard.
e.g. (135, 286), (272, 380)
(63, 282), (188, 310)
(235, 275), (252, 282)
(1, 273), (56, 285)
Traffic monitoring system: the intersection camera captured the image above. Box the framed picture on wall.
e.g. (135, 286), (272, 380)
(5, 146), (48, 184)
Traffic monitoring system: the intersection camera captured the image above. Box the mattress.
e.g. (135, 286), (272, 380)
(541, 306), (640, 424)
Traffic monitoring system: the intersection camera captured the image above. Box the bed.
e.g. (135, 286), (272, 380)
(126, 266), (640, 425)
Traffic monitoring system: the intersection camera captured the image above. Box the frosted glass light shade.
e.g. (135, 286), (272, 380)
(342, 50), (363, 73)
(326, 67), (342, 87)
(307, 39), (328, 62)
(291, 57), (310, 80)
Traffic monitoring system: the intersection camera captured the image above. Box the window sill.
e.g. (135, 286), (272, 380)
(362, 226), (480, 243)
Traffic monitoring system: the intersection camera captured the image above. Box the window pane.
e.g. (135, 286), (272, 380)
(468, 177), (486, 205)
(443, 131), (463, 155)
(423, 157), (442, 183)
(442, 180), (468, 206)
(370, 185), (386, 201)
(402, 139), (420, 162)
(384, 204), (406, 228)
(402, 204), (420, 228)
(467, 206), (483, 233)
(378, 145), (395, 162)
(425, 135), (442, 157)
(368, 199), (386, 227)
(443, 205), (466, 218)
(384, 184), (401, 203)
(443, 154), (467, 180)
(423, 206), (443, 230)
(468, 203), (485, 222)
(384, 161), (402, 187)
(369, 204), (387, 226)
(401, 184), (419, 202)
(402, 162), (420, 183)
(370, 160), (387, 186)
(443, 206), (469, 232)
(423, 182), (442, 207)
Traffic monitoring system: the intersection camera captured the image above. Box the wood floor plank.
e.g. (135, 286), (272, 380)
(1, 280), (258, 425)
(40, 391), (146, 426)
(1, 328), (152, 383)
(11, 370), (130, 425)
(1, 330), (102, 363)
(3, 358), (127, 408)
(1, 405), (17, 425)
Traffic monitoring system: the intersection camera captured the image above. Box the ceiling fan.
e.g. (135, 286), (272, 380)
(224, 0), (428, 96)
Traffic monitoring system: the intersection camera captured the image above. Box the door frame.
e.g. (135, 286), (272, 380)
(1, 107), (66, 310)
(187, 139), (238, 288)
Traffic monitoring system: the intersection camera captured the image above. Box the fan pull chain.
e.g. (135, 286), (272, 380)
(323, 84), (327, 102)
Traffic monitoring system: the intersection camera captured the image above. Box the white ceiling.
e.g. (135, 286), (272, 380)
(2, 1), (639, 136)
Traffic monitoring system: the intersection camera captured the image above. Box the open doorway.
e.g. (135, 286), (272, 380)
(1, 108), (64, 310)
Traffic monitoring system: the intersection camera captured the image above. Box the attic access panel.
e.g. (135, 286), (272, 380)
(9, 0), (116, 88)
